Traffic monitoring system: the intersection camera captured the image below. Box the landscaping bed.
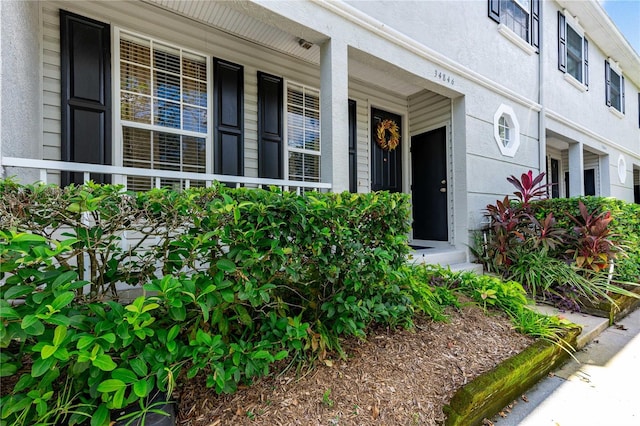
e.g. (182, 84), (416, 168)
(176, 301), (535, 425)
(580, 285), (640, 325)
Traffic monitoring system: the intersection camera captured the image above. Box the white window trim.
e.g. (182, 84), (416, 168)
(609, 105), (625, 119)
(564, 19), (587, 86)
(113, 27), (213, 182)
(493, 104), (520, 157)
(607, 59), (624, 115)
(498, 24), (536, 55)
(563, 10), (585, 36)
(618, 155), (627, 184)
(284, 81), (321, 182)
(563, 73), (588, 92)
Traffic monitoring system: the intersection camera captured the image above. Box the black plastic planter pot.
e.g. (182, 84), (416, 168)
(113, 389), (175, 426)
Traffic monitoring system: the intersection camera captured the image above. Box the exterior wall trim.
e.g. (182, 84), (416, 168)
(313, 0), (542, 112)
(546, 108), (637, 157)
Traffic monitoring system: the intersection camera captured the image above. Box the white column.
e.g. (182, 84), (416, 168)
(568, 142), (584, 197)
(599, 155), (611, 197)
(320, 38), (349, 193)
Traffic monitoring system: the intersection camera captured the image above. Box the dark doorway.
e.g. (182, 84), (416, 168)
(565, 169), (597, 197)
(411, 127), (448, 241)
(584, 169), (596, 196)
(549, 158), (560, 198)
(371, 108), (402, 192)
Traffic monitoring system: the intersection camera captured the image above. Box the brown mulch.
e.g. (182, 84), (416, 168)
(176, 303), (534, 425)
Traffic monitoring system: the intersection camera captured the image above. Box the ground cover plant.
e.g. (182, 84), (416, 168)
(0, 179), (571, 425)
(475, 170), (639, 311)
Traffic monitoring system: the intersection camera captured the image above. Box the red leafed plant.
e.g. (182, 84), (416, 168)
(566, 200), (618, 272)
(507, 170), (551, 208)
(480, 171), (557, 269)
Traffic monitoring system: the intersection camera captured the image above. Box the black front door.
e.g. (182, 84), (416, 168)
(371, 108), (402, 192)
(411, 127), (448, 241)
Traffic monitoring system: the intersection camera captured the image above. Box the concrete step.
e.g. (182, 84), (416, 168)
(447, 262), (484, 274)
(409, 248), (467, 266)
(531, 304), (610, 350)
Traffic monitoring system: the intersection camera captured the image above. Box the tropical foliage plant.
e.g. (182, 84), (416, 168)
(475, 170), (639, 310)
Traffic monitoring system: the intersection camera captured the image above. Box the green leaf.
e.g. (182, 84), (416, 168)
(1, 395), (32, 418)
(93, 354), (117, 371)
(31, 356), (55, 377)
(216, 258), (236, 273)
(252, 350), (272, 360)
(274, 350), (288, 361)
(112, 368), (138, 384)
(96, 378), (126, 393)
(167, 324), (180, 342)
(112, 386), (126, 409)
(41, 344), (57, 360)
(12, 233), (47, 243)
(76, 335), (95, 350)
(141, 302), (160, 313)
(235, 305), (252, 326)
(221, 289), (235, 303)
(91, 403), (110, 426)
(0, 362), (18, 377)
(50, 291), (75, 310)
(53, 325), (67, 346)
(21, 314), (40, 329)
(169, 305), (186, 321)
(133, 379), (149, 398)
(3, 285), (34, 299)
(129, 358), (148, 377)
(0, 303), (19, 320)
(51, 270), (78, 289)
(100, 332), (116, 343)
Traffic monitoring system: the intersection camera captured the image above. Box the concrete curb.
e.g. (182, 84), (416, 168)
(443, 303), (616, 426)
(442, 325), (581, 426)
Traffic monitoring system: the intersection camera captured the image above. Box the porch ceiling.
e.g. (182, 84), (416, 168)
(143, 0), (427, 98)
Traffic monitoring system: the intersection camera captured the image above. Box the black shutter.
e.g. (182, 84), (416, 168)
(257, 72), (283, 179)
(488, 0), (500, 23)
(531, 0), (540, 50)
(584, 38), (589, 88)
(558, 12), (566, 73)
(348, 99), (357, 193)
(605, 61), (611, 107)
(214, 58), (244, 176)
(621, 75), (625, 113)
(60, 10), (111, 186)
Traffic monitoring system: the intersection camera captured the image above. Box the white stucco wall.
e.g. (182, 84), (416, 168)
(345, 0), (540, 102)
(541, 1), (640, 202)
(1, 0), (41, 182)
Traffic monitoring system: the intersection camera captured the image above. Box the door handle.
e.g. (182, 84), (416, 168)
(441, 180), (446, 185)
(440, 188), (446, 193)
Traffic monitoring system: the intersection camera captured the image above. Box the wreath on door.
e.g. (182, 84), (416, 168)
(376, 119), (400, 151)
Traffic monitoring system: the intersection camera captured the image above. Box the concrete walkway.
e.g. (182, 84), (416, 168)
(495, 306), (640, 426)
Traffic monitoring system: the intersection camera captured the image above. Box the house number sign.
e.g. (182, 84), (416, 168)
(434, 68), (455, 85)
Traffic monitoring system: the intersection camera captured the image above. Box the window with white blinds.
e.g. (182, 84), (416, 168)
(286, 83), (320, 183)
(119, 32), (208, 191)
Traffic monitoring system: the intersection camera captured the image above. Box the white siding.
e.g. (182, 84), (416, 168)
(408, 90), (451, 136)
(41, 1), (321, 179)
(348, 79), (409, 193)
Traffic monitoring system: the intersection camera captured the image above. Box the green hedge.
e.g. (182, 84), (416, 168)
(0, 180), (417, 425)
(534, 196), (640, 283)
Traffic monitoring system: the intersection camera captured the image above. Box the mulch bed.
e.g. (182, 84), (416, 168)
(177, 302), (534, 425)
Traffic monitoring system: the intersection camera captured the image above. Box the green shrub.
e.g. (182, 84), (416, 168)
(535, 197), (640, 284)
(0, 180), (415, 425)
